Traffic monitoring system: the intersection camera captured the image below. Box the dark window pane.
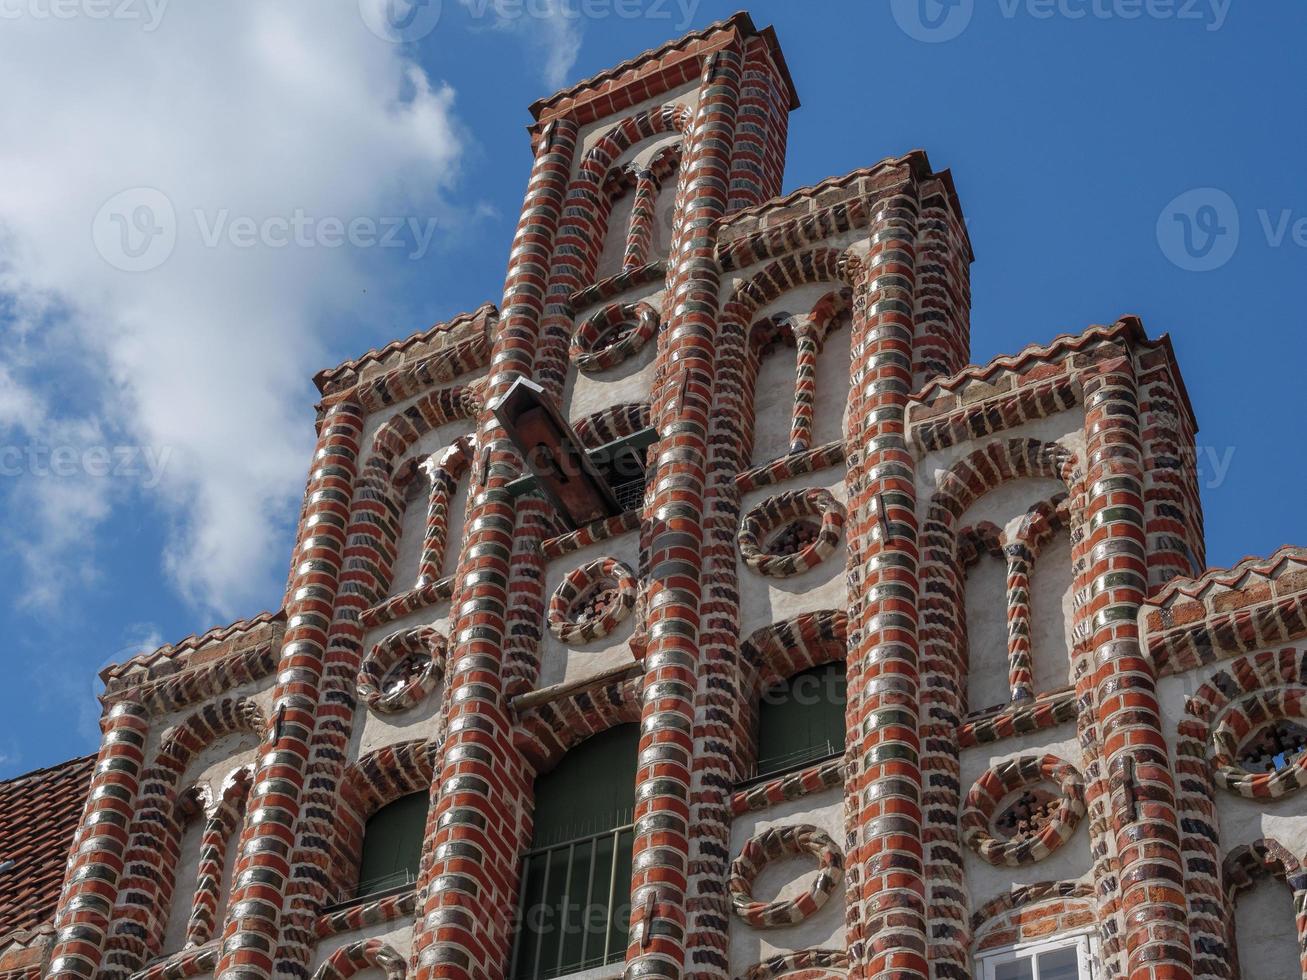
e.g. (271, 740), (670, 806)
(755, 661), (846, 779)
(512, 725), (639, 979)
(356, 791), (427, 898)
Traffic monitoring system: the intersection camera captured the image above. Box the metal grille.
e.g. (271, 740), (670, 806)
(510, 822), (635, 980)
(611, 478), (645, 514)
(740, 740), (843, 788)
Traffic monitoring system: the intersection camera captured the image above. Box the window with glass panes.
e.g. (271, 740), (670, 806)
(753, 661), (846, 781)
(976, 931), (1097, 980)
(511, 724), (638, 980)
(355, 791), (427, 899)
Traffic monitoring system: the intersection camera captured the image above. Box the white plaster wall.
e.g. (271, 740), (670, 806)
(960, 726), (1094, 911)
(1156, 664), (1307, 865)
(744, 282), (853, 468)
(160, 728), (262, 952)
(1234, 874), (1301, 980)
(594, 190), (638, 284)
(1030, 530), (1074, 694)
(388, 479), (430, 598)
(161, 815), (205, 953)
(737, 467), (848, 644)
(390, 471), (471, 594)
(572, 82), (698, 170)
(592, 131), (683, 283)
(727, 787), (846, 975)
(561, 285), (664, 430)
(751, 344), (797, 466)
(539, 528), (640, 690)
(306, 919), (414, 977)
(811, 317), (852, 450)
(352, 600), (453, 761)
(965, 553), (1011, 713)
(915, 411), (1087, 511)
(357, 367), (483, 460)
(144, 675), (276, 764)
(955, 476), (1076, 713)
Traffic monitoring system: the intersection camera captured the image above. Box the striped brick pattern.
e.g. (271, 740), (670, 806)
(46, 701), (150, 980)
(1081, 354), (1191, 979)
(623, 44), (743, 980)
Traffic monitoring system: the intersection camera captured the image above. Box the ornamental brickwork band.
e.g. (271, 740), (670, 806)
(5, 11), (1307, 980)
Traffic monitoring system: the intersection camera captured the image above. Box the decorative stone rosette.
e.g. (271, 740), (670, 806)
(547, 557), (637, 644)
(961, 754), (1086, 866)
(1210, 686), (1307, 799)
(570, 301), (659, 373)
(738, 488), (845, 578)
(728, 823), (845, 928)
(356, 625), (447, 714)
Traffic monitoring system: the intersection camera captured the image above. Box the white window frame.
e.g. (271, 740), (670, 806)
(975, 928), (1098, 980)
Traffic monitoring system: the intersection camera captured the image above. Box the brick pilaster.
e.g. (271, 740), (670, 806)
(408, 117), (578, 980)
(842, 187), (928, 980)
(623, 42), (743, 980)
(46, 701), (150, 980)
(213, 399), (364, 980)
(1083, 354), (1193, 980)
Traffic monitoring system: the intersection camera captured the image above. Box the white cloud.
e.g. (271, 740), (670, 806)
(0, 2), (467, 618)
(458, 0), (582, 88)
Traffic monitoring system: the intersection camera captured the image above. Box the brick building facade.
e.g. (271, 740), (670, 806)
(4, 12), (1307, 980)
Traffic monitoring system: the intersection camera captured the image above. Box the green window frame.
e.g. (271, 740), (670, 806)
(355, 791), (427, 899)
(511, 724), (639, 980)
(753, 660), (847, 782)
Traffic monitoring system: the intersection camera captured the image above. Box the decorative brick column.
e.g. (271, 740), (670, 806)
(1004, 545), (1037, 704)
(213, 399), (364, 980)
(788, 316), (820, 454)
(1082, 354), (1193, 980)
(46, 700), (150, 980)
(623, 43), (743, 980)
(841, 187), (927, 980)
(624, 168), (662, 271)
(408, 117), (578, 980)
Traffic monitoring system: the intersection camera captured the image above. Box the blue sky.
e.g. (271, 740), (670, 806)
(0, 0), (1302, 777)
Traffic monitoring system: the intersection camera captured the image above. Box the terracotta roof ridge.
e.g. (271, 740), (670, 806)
(313, 302), (498, 391)
(530, 13), (796, 120)
(0, 753), (95, 789)
(1151, 544), (1307, 604)
(912, 318), (1144, 404)
(100, 609), (284, 682)
(719, 152), (928, 227)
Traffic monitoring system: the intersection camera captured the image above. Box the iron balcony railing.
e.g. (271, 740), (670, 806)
(509, 820), (635, 980)
(738, 739), (844, 789)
